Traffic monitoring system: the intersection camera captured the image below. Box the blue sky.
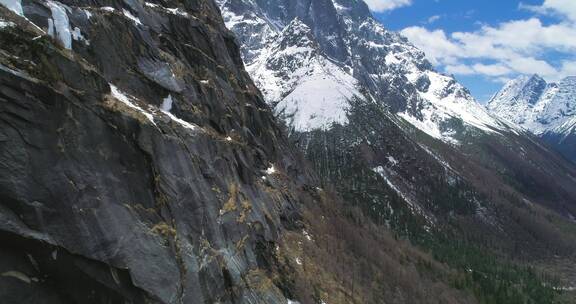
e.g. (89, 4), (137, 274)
(368, 0), (576, 102)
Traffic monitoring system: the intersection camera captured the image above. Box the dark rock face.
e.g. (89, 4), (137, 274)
(0, 1), (312, 302)
(252, 0), (350, 62)
(522, 75), (548, 105)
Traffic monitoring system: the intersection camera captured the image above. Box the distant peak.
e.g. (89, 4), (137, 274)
(281, 17), (313, 36)
(488, 74), (547, 109)
(285, 17), (310, 30)
(511, 74), (547, 92)
(511, 73), (545, 86)
(489, 70), (576, 136)
(528, 73), (544, 81)
(276, 17), (318, 49)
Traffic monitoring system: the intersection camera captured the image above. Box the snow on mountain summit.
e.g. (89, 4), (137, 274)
(489, 74), (576, 162)
(487, 75), (547, 127)
(218, 0), (512, 141)
(246, 18), (362, 130)
(400, 70), (508, 144)
(489, 75), (576, 136)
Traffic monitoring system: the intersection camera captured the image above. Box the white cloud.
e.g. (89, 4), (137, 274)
(520, 0), (576, 22)
(399, 27), (461, 64)
(559, 60), (576, 76)
(427, 15), (442, 24)
(506, 57), (557, 77)
(454, 19), (576, 53)
(364, 0), (412, 12)
(471, 63), (511, 76)
(445, 64), (475, 75)
(400, 3), (576, 82)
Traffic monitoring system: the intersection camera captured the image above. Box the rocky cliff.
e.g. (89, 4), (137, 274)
(0, 1), (488, 303)
(0, 0), (308, 302)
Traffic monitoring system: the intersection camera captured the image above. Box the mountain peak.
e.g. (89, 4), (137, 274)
(331, 0), (371, 20)
(488, 72), (576, 162)
(489, 73), (576, 135)
(527, 73), (544, 81)
(220, 0), (509, 141)
(278, 17), (316, 47)
(285, 16), (307, 28)
(493, 74), (547, 106)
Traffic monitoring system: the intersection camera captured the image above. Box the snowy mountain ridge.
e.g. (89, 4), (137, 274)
(488, 74), (576, 136)
(488, 74), (576, 163)
(247, 18), (362, 130)
(217, 0), (512, 141)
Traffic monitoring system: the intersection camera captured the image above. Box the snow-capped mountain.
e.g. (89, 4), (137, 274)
(487, 74), (575, 135)
(218, 0), (576, 257)
(488, 75), (576, 162)
(248, 18), (362, 130)
(217, 0), (510, 141)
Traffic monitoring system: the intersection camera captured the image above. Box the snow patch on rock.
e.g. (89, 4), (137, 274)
(110, 84), (156, 125)
(0, 19), (14, 28)
(160, 95), (196, 131)
(265, 165), (276, 175)
(46, 1), (72, 49)
(161, 95), (173, 112)
(145, 2), (190, 17)
(246, 19), (361, 131)
(122, 9), (141, 26)
(0, 0), (23, 16)
(387, 156), (399, 166)
(71, 27), (89, 45)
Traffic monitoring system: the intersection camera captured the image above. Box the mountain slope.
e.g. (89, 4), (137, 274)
(489, 75), (576, 163)
(218, 0), (576, 222)
(219, 0), (576, 300)
(248, 18), (362, 130)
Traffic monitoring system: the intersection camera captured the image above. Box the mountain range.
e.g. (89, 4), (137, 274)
(217, 0), (512, 143)
(0, 0), (575, 303)
(488, 74), (576, 163)
(219, 0), (576, 301)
